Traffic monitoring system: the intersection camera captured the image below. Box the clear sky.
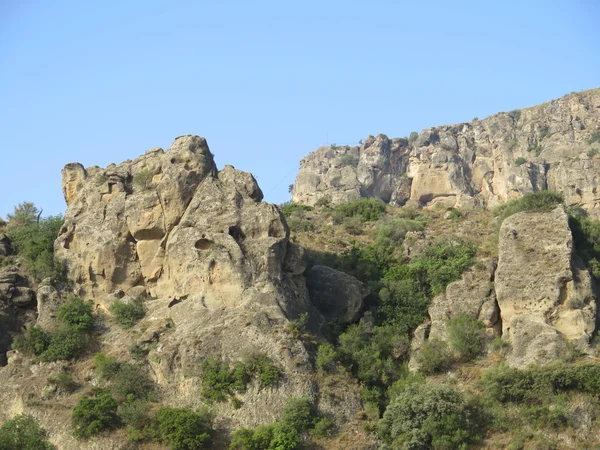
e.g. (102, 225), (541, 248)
(0, 0), (598, 219)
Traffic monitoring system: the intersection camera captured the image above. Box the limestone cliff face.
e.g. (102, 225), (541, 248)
(293, 88), (600, 216)
(410, 207), (598, 369)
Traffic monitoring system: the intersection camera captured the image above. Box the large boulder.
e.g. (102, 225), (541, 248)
(496, 206), (597, 367)
(305, 265), (368, 325)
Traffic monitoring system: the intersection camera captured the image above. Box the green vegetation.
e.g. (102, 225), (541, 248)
(371, 216), (425, 251)
(4, 202), (65, 281)
(588, 130), (600, 145)
(229, 397), (326, 450)
(152, 407), (213, 450)
(13, 296), (94, 362)
(493, 191), (563, 225)
(416, 339), (452, 375)
(332, 198), (386, 223)
(109, 299), (145, 328)
(569, 209), (600, 278)
(587, 148), (599, 158)
(93, 354), (154, 401)
(133, 168), (153, 189)
(508, 109), (521, 122)
(514, 156), (526, 165)
(200, 354), (281, 403)
(408, 131), (418, 143)
(0, 414), (56, 450)
(448, 314), (486, 362)
(538, 125), (550, 140)
(339, 154), (359, 168)
(379, 382), (483, 450)
(72, 391), (120, 439)
(47, 369), (77, 393)
(280, 202), (312, 218)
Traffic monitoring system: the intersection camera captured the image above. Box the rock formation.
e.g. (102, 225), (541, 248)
(293, 88), (600, 216)
(410, 206), (598, 369)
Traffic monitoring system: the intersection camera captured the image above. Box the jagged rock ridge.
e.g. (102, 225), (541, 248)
(293, 88), (600, 215)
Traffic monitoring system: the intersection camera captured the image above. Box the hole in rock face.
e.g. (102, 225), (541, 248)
(228, 225), (245, 242)
(195, 239), (213, 250)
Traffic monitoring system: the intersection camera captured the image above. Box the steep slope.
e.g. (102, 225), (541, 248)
(293, 88), (600, 215)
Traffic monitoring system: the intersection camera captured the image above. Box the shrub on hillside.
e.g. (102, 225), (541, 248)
(379, 383), (483, 450)
(39, 325), (89, 362)
(117, 398), (151, 431)
(47, 369), (77, 393)
(416, 339), (453, 376)
(12, 325), (50, 356)
(5, 202), (65, 281)
(280, 202), (312, 218)
(153, 407), (213, 450)
(72, 391), (120, 439)
(57, 296), (94, 331)
(332, 198), (386, 223)
(493, 191), (563, 224)
(371, 217), (424, 250)
(109, 300), (145, 328)
(132, 168), (153, 189)
(339, 154), (358, 168)
(109, 363), (154, 401)
(448, 314), (486, 362)
(568, 211), (600, 279)
(0, 414), (56, 450)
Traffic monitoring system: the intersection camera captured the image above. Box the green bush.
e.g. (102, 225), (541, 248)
(588, 130), (600, 145)
(72, 391), (120, 439)
(282, 398), (317, 432)
(514, 156), (526, 165)
(109, 300), (145, 328)
(448, 314), (486, 362)
(409, 131), (418, 143)
(568, 212), (600, 279)
(539, 126), (550, 140)
(339, 154), (359, 168)
(57, 296), (94, 331)
(480, 363), (600, 404)
(117, 398), (151, 430)
(587, 148), (599, 158)
(5, 202), (65, 282)
(379, 383), (482, 450)
(93, 352), (120, 379)
(342, 215), (363, 235)
(200, 358), (250, 403)
(109, 363), (154, 401)
(311, 416), (334, 439)
(154, 407), (213, 450)
(371, 217), (424, 250)
(332, 198), (386, 223)
(315, 343), (338, 372)
(0, 414), (56, 450)
(416, 339), (452, 376)
(248, 353), (282, 388)
(12, 325), (50, 356)
(133, 168), (153, 189)
(493, 191), (563, 225)
(47, 369), (77, 393)
(230, 425), (274, 450)
(286, 215), (313, 233)
(39, 325), (89, 362)
(280, 202), (312, 218)
(379, 240), (476, 333)
(508, 109), (522, 122)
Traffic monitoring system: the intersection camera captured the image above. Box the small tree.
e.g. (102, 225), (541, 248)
(448, 314), (486, 362)
(0, 414), (56, 450)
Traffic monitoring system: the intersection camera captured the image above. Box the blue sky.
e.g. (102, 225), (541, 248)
(0, 0), (598, 219)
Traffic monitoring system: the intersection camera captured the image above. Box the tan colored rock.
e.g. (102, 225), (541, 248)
(495, 206), (597, 367)
(293, 88), (600, 216)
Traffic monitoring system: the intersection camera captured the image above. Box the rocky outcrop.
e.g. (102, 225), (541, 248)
(47, 135), (328, 440)
(306, 265), (368, 325)
(293, 88), (600, 216)
(410, 206), (598, 369)
(496, 207), (597, 367)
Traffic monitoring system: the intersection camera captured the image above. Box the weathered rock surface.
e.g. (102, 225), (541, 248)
(496, 207), (597, 367)
(410, 207), (598, 369)
(0, 135), (329, 448)
(293, 89), (600, 216)
(306, 265), (368, 325)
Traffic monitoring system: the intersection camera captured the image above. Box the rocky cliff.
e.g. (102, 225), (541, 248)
(293, 88), (600, 215)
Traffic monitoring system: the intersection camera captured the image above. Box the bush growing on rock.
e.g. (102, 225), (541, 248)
(12, 325), (50, 356)
(109, 299), (145, 328)
(0, 414), (56, 450)
(416, 339), (453, 376)
(280, 202), (312, 218)
(5, 202), (65, 281)
(57, 296), (94, 331)
(448, 314), (486, 362)
(493, 191), (563, 224)
(72, 391), (120, 439)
